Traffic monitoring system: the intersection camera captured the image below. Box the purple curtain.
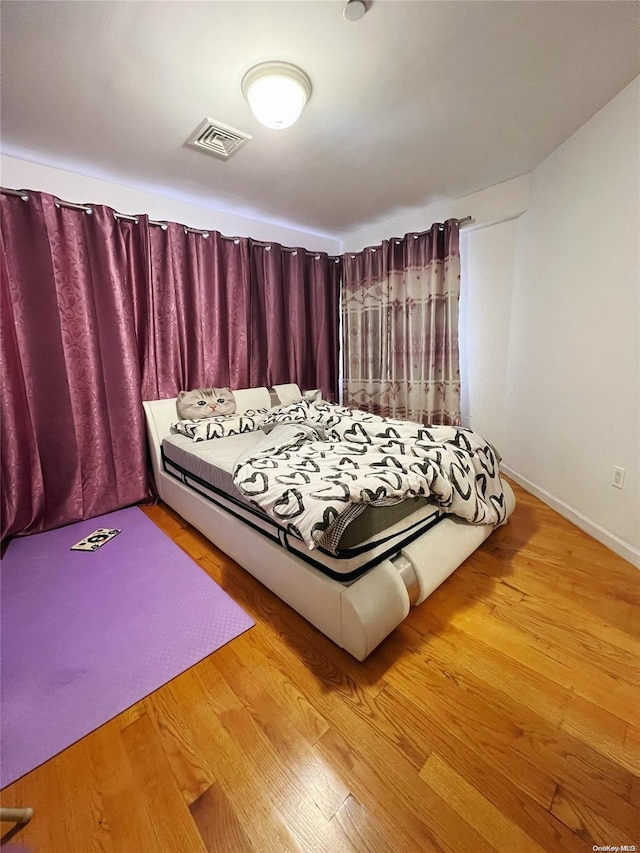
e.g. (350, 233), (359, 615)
(250, 244), (341, 401)
(141, 227), (341, 401)
(141, 224), (252, 398)
(342, 221), (461, 425)
(1, 191), (341, 539)
(1, 193), (150, 539)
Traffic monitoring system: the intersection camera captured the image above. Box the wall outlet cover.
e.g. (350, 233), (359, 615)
(612, 467), (626, 489)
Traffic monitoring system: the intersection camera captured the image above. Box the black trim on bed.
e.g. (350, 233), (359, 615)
(161, 449), (444, 583)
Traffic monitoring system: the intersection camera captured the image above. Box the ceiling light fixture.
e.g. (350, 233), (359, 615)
(343, 0), (366, 22)
(241, 62), (312, 130)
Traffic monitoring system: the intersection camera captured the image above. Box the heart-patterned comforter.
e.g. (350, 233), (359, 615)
(232, 401), (507, 551)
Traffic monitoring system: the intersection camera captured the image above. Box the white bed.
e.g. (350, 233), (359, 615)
(142, 387), (516, 660)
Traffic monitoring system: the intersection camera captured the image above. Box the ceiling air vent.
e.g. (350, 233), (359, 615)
(185, 117), (252, 161)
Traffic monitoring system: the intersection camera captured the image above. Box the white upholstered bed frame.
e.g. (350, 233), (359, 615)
(143, 391), (516, 660)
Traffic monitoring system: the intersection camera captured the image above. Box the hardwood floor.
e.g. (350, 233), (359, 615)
(2, 481), (638, 852)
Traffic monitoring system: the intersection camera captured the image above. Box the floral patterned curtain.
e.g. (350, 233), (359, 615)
(342, 220), (461, 426)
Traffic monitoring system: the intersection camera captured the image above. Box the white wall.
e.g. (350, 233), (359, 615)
(340, 174), (531, 253)
(460, 219), (518, 450)
(0, 155), (340, 254)
(503, 77), (639, 564)
(340, 78), (640, 566)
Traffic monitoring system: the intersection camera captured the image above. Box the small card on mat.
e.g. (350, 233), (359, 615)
(71, 528), (121, 552)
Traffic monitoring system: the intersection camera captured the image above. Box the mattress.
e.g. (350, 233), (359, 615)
(162, 432), (444, 581)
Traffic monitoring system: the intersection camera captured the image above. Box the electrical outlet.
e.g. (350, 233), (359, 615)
(612, 466), (625, 489)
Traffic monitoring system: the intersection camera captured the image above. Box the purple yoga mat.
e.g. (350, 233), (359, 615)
(0, 507), (254, 788)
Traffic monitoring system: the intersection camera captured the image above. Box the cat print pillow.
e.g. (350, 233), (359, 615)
(176, 387), (237, 420)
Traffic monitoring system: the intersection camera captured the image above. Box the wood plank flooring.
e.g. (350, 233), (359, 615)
(1, 481), (638, 852)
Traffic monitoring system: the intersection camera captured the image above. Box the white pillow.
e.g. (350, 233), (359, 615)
(233, 387), (272, 414)
(171, 409), (268, 442)
(272, 383), (303, 405)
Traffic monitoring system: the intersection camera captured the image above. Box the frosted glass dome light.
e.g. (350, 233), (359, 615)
(242, 62), (312, 130)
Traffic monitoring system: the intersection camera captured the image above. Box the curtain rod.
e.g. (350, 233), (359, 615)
(416, 216), (472, 231)
(1, 189), (471, 232)
(1, 187), (342, 260)
(2, 187), (174, 229)
(1, 188), (212, 234)
(1, 187), (94, 214)
(1, 187), (30, 201)
(352, 217), (473, 255)
(113, 211), (168, 230)
(140, 223), (337, 258)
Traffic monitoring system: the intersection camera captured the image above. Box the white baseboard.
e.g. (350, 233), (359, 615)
(501, 466), (640, 569)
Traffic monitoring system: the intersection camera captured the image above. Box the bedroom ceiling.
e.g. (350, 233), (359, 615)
(1, 1), (638, 239)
